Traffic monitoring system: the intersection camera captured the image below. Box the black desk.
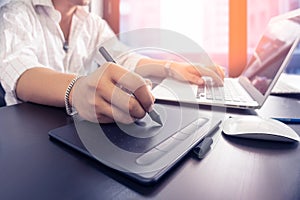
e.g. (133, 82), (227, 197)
(1, 96), (300, 200)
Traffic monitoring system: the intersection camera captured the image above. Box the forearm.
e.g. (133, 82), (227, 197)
(135, 58), (170, 78)
(16, 67), (76, 107)
(135, 58), (224, 86)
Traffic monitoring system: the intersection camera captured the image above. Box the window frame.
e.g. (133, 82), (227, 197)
(103, 0), (120, 34)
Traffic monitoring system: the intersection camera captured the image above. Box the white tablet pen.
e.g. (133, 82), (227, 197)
(99, 46), (163, 126)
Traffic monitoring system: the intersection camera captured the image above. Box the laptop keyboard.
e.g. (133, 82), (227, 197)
(196, 79), (253, 103)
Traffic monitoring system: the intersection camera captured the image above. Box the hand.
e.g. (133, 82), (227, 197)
(170, 63), (225, 86)
(70, 63), (155, 124)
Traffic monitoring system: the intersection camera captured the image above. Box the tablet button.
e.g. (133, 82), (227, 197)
(136, 118), (209, 165)
(155, 137), (181, 152)
(180, 118), (207, 135)
(192, 118), (208, 128)
(180, 124), (198, 135)
(172, 131), (190, 141)
(136, 148), (165, 165)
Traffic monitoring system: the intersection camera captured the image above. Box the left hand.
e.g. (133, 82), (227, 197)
(170, 63), (225, 86)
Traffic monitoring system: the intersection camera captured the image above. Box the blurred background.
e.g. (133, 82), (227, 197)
(90, 0), (300, 77)
(1, 0), (298, 76)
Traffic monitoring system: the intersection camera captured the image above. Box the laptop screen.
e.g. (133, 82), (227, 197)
(242, 18), (300, 95)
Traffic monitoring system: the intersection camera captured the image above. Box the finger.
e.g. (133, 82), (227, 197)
(189, 65), (224, 86)
(93, 63), (147, 118)
(96, 114), (114, 124)
(208, 65), (225, 80)
(144, 78), (153, 90)
(98, 81), (147, 119)
(109, 66), (154, 112)
(110, 103), (137, 124)
(185, 73), (205, 86)
(132, 84), (154, 112)
(94, 98), (136, 124)
(144, 78), (156, 101)
(218, 66), (226, 79)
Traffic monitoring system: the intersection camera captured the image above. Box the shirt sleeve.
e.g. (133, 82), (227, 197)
(0, 3), (49, 99)
(90, 15), (147, 72)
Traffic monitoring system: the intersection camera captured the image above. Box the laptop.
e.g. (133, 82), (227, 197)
(49, 103), (222, 184)
(152, 10), (300, 109)
(272, 73), (300, 95)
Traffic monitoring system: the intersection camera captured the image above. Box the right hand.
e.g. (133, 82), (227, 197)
(70, 62), (155, 124)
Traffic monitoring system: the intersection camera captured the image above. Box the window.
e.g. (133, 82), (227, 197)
(101, 0), (300, 75)
(119, 0), (229, 70)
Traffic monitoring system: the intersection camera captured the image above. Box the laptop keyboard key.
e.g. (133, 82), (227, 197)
(197, 86), (205, 99)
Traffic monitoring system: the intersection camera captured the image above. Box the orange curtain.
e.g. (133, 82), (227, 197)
(229, 0), (247, 77)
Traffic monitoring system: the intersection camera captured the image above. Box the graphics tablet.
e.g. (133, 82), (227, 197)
(49, 103), (221, 184)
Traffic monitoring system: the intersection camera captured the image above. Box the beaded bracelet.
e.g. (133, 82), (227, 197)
(65, 76), (81, 116)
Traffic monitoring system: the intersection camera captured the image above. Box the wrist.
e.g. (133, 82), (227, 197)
(164, 61), (174, 78)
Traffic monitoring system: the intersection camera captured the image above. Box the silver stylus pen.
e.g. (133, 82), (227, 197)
(99, 46), (163, 126)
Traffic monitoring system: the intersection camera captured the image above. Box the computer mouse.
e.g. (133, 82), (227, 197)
(222, 116), (300, 142)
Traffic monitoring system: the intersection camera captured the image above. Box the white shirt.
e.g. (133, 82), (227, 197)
(0, 0), (143, 105)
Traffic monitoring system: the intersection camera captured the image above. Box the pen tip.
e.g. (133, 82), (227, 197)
(157, 120), (163, 126)
(148, 109), (163, 126)
(155, 115), (163, 126)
